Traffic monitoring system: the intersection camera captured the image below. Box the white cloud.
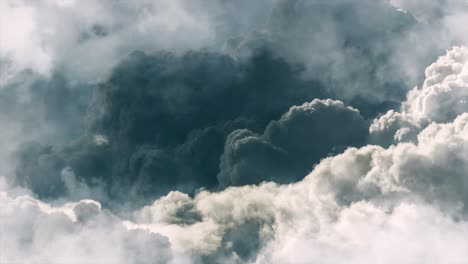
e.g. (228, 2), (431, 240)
(0, 185), (185, 263)
(0, 1), (52, 75)
(404, 46), (468, 122)
(372, 46), (468, 146)
(257, 201), (468, 264)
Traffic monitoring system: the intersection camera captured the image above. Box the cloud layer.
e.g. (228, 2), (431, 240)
(5, 102), (468, 263)
(4, 0), (468, 263)
(0, 181), (177, 264)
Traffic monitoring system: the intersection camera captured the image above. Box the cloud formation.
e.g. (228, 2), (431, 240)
(130, 106), (468, 262)
(6, 98), (468, 263)
(7, 108), (468, 262)
(129, 45), (468, 262)
(4, 1), (468, 263)
(371, 46), (468, 146)
(218, 99), (368, 186)
(13, 49), (332, 202)
(0, 183), (178, 263)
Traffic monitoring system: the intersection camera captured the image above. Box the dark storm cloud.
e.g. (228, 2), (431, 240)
(218, 99), (368, 186)
(85, 49), (320, 147)
(13, 49), (334, 203)
(9, 0), (423, 203)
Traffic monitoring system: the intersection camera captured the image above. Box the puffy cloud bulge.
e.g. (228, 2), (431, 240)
(0, 186), (177, 263)
(4, 0), (468, 263)
(371, 46), (468, 146)
(218, 99), (367, 186)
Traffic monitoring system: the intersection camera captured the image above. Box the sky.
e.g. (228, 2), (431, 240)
(2, 0), (468, 263)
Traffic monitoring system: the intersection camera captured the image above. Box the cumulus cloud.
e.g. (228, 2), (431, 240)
(12, 49), (332, 202)
(218, 99), (368, 186)
(5, 1), (468, 263)
(122, 112), (468, 263)
(0, 186), (178, 263)
(404, 46), (468, 122)
(369, 110), (426, 147)
(371, 46), (468, 146)
(257, 201), (468, 263)
(2, 0), (449, 187)
(6, 107), (468, 262)
(318, 116), (468, 208)
(121, 46), (468, 262)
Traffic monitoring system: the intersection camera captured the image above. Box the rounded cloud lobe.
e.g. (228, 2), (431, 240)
(218, 99), (368, 186)
(404, 46), (468, 122)
(0, 187), (176, 264)
(371, 46), (468, 146)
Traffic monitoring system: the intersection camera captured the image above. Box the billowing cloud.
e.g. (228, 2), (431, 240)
(1, 0), (446, 183)
(369, 110), (426, 147)
(0, 183), (178, 263)
(129, 46), (468, 261)
(12, 49), (331, 202)
(218, 99), (368, 186)
(4, 1), (468, 263)
(404, 46), (468, 122)
(0, 0), (441, 106)
(125, 112), (468, 263)
(371, 46), (468, 146)
(5, 108), (468, 262)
